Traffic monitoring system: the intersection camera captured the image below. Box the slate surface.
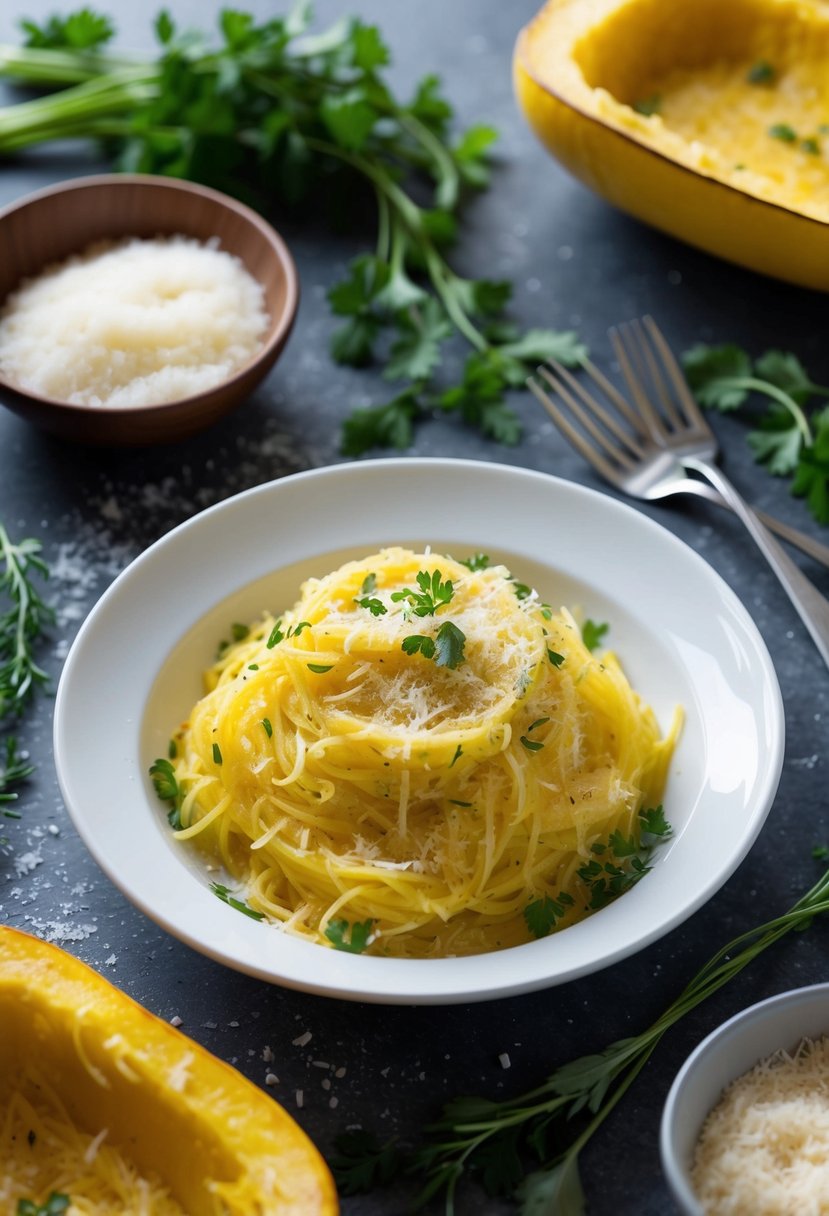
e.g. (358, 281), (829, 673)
(0, 2), (827, 1213)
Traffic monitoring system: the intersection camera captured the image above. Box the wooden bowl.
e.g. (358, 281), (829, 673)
(0, 174), (299, 445)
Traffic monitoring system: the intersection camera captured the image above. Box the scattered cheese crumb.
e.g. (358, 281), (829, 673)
(499, 1052), (512, 1070)
(170, 1016), (183, 1028)
(292, 1030), (312, 1048)
(265, 1073), (279, 1087)
(295, 1089), (304, 1108)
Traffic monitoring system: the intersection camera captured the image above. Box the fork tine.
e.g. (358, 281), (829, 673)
(536, 361), (645, 469)
(624, 318), (686, 431)
(641, 315), (710, 433)
(609, 325), (668, 441)
(543, 358), (647, 453)
(527, 374), (626, 487)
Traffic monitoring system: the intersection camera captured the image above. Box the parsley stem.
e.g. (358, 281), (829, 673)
(397, 108), (460, 209)
(713, 375), (813, 444)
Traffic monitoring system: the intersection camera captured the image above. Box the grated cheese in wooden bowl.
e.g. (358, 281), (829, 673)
(692, 1036), (829, 1215)
(0, 235), (269, 408)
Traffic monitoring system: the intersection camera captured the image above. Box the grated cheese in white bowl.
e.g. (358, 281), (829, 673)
(692, 1036), (829, 1215)
(0, 235), (269, 408)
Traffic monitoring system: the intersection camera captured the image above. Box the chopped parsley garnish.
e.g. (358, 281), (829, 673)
(149, 757), (178, 802)
(261, 717), (273, 738)
(248, 663), (259, 670)
(308, 663), (334, 674)
(519, 735), (544, 752)
(576, 806), (673, 910)
(212, 743), (223, 765)
(747, 60), (775, 84)
(459, 553), (490, 571)
(325, 917), (375, 953)
(210, 882), (265, 921)
(360, 573), (378, 595)
(391, 568), (454, 617)
(17, 1197), (71, 1216)
(582, 619), (609, 651)
(801, 136), (820, 155)
(547, 647), (565, 667)
(266, 620), (284, 648)
(167, 737), (177, 759)
(355, 596), (387, 616)
(231, 622), (249, 642)
(524, 891), (575, 939)
(527, 717), (550, 732)
(449, 745), (463, 768)
(633, 93), (661, 116)
(149, 756), (185, 830)
(769, 122), (797, 142)
(510, 579), (533, 601)
(401, 620), (466, 669)
(449, 799), (473, 807)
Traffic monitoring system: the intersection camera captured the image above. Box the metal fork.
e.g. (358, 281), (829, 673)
(528, 316), (829, 667)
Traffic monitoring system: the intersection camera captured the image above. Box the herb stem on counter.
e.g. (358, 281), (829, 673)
(333, 861), (829, 1214)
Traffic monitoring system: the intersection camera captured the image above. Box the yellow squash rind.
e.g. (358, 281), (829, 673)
(0, 926), (338, 1215)
(514, 0), (829, 291)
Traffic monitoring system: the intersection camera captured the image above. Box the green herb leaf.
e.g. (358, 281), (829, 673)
(524, 892), (575, 939)
(813, 844), (829, 861)
(459, 553), (490, 571)
(149, 757), (179, 803)
(747, 407), (803, 475)
(682, 343), (753, 410)
(330, 1130), (401, 1195)
(391, 569), (454, 616)
(747, 60), (775, 84)
(261, 718), (273, 738)
(360, 573), (377, 595)
(769, 122), (797, 142)
(212, 742), (223, 765)
(547, 648), (565, 668)
(340, 391), (420, 457)
(401, 634), (435, 660)
(210, 882), (265, 920)
(433, 620), (466, 669)
(266, 620), (285, 648)
(581, 619), (608, 652)
(639, 805), (672, 839)
(307, 663), (334, 674)
(325, 917), (374, 953)
(355, 596), (387, 617)
(0, 736), (33, 808)
(383, 298), (452, 382)
(633, 93), (661, 116)
(792, 406), (829, 523)
(20, 9), (114, 49)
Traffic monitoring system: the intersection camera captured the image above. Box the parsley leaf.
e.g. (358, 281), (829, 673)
(769, 122), (797, 142)
(747, 406), (803, 475)
(16, 1196), (71, 1216)
(682, 343), (753, 410)
(355, 596), (387, 616)
(792, 406), (829, 523)
(633, 93), (661, 116)
(459, 553), (490, 571)
(524, 892), (575, 939)
(582, 619), (608, 652)
(210, 882), (265, 921)
(747, 60), (775, 84)
(340, 390), (419, 457)
(149, 757), (178, 803)
(21, 9), (113, 49)
(433, 620), (466, 669)
(325, 917), (374, 953)
(330, 1130), (402, 1195)
(391, 569), (454, 616)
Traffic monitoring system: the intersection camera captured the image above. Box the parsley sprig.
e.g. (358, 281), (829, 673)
(0, 7), (587, 451)
(391, 569), (455, 618)
(683, 343), (829, 523)
(335, 857), (829, 1213)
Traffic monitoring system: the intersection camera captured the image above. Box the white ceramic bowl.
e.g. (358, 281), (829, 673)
(53, 458), (785, 1004)
(661, 983), (829, 1214)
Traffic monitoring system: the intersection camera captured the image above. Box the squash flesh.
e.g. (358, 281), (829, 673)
(0, 929), (338, 1216)
(515, 0), (829, 288)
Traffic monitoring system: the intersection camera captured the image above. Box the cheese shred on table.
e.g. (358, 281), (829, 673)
(692, 1036), (829, 1214)
(166, 547), (678, 957)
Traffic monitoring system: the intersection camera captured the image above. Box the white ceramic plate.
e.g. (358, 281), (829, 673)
(54, 459), (784, 1004)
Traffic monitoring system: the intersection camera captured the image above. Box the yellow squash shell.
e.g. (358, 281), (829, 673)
(514, 0), (829, 290)
(0, 925), (339, 1215)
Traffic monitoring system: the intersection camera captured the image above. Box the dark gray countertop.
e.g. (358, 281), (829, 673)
(1, 2), (828, 1213)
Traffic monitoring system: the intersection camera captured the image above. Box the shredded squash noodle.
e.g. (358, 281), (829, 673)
(0, 1071), (185, 1215)
(161, 548), (679, 957)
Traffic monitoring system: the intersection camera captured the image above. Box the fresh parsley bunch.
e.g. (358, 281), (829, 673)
(683, 344), (829, 523)
(0, 6), (588, 451)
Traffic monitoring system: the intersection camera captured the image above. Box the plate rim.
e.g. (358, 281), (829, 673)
(53, 457), (785, 1004)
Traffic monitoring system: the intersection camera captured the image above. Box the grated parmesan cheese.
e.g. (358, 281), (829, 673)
(692, 1035), (829, 1214)
(0, 235), (269, 407)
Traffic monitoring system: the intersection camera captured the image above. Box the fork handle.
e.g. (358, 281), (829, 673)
(685, 456), (829, 669)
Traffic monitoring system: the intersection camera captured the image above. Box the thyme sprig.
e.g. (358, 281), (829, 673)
(0, 523), (52, 719)
(334, 861), (829, 1214)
